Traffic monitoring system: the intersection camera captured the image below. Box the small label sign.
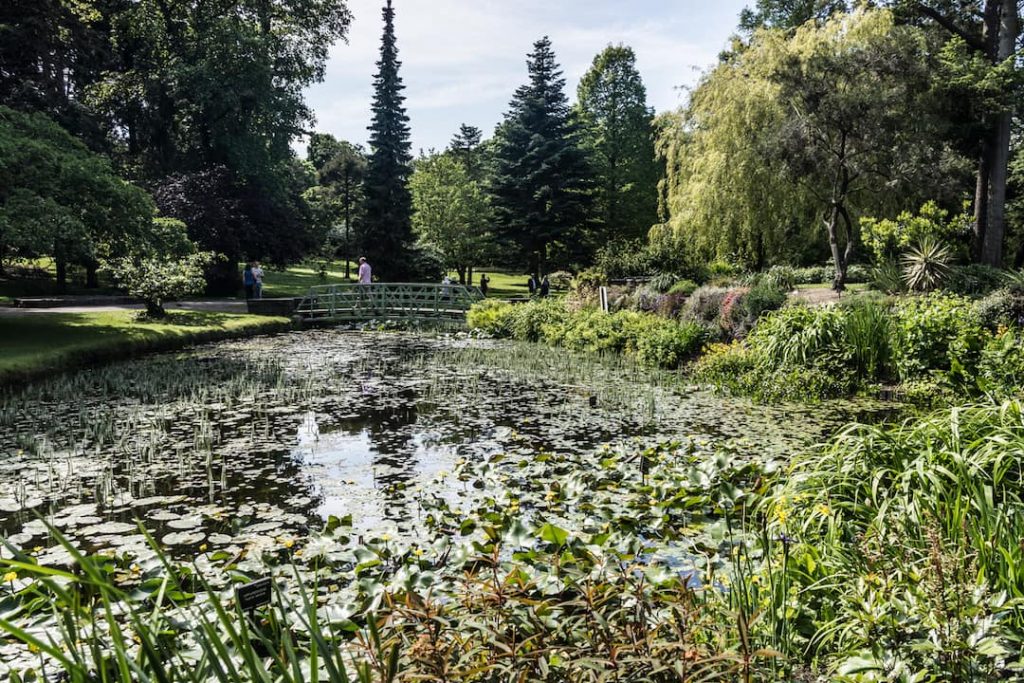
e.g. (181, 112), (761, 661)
(236, 577), (272, 611)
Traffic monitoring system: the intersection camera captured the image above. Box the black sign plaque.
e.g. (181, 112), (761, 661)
(236, 577), (272, 611)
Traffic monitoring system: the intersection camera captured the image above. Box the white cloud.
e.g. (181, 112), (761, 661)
(300, 0), (747, 154)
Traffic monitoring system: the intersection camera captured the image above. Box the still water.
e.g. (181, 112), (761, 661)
(0, 330), (888, 561)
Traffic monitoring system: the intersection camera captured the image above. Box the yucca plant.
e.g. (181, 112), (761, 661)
(901, 236), (952, 292)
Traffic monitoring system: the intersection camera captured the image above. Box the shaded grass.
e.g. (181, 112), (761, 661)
(0, 310), (290, 384)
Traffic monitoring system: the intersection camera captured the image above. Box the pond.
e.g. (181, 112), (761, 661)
(0, 329), (891, 565)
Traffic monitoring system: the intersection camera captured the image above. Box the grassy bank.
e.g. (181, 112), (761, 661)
(0, 310), (291, 384)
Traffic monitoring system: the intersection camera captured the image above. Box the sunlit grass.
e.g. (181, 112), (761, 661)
(0, 310), (288, 381)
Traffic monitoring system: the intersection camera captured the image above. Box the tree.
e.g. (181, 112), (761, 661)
(449, 124), (486, 181)
(308, 134), (367, 278)
(362, 0), (416, 280)
(491, 37), (592, 279)
(410, 153), (494, 284)
(576, 45), (660, 244)
(0, 106), (153, 287)
(772, 10), (956, 289)
(108, 218), (213, 317)
(739, 0), (850, 31)
(898, 0), (1021, 266)
(656, 9), (962, 276)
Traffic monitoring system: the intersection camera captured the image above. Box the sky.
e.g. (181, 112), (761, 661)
(301, 0), (751, 155)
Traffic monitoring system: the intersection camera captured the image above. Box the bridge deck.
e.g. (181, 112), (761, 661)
(295, 282), (483, 322)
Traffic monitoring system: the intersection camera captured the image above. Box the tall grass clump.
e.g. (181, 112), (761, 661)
(762, 401), (1024, 679)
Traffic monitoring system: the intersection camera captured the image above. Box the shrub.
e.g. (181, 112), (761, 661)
(647, 272), (678, 293)
(747, 305), (849, 368)
(682, 286), (729, 328)
(890, 293), (987, 383)
(546, 270), (573, 289)
(667, 279), (698, 296)
(944, 263), (1007, 297)
(974, 287), (1024, 330)
(690, 342), (758, 393)
(633, 319), (705, 368)
(508, 298), (565, 342)
(737, 282), (787, 331)
(110, 252), (213, 318)
(654, 292), (689, 319)
(977, 328), (1024, 398)
(759, 265), (798, 292)
(467, 299), (516, 336)
(869, 260), (906, 294)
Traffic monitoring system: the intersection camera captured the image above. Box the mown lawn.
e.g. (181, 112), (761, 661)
(0, 310), (289, 383)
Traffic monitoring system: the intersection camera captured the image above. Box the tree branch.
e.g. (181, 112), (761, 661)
(914, 3), (986, 52)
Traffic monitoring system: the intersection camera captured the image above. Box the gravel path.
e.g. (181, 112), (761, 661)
(0, 300), (248, 316)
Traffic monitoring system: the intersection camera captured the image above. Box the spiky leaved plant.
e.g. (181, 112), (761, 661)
(901, 236), (952, 292)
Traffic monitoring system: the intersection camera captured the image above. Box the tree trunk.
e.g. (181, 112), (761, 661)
(979, 0), (1019, 267)
(826, 203), (847, 292)
(467, 266), (474, 287)
(55, 255), (67, 293)
(456, 266), (466, 284)
(973, 144), (991, 261)
(85, 262), (99, 289)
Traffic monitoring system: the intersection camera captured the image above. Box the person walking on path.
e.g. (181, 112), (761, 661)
(243, 262), (255, 299)
(540, 276), (550, 298)
(479, 274), (490, 297)
(527, 275), (537, 296)
(252, 261), (265, 299)
(358, 257), (372, 284)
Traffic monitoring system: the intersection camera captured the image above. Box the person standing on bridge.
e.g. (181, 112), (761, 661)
(358, 257), (372, 284)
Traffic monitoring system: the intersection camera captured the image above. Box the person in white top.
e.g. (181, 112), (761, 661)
(357, 257), (372, 284)
(251, 261), (265, 299)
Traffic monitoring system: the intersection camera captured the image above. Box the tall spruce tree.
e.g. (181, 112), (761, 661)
(576, 45), (660, 243)
(491, 37), (592, 278)
(363, 0), (415, 280)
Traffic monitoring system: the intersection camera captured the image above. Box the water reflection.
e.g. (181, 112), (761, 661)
(0, 331), (896, 558)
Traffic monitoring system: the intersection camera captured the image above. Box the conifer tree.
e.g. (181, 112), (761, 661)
(576, 45), (660, 243)
(491, 37), (592, 278)
(363, 0), (415, 280)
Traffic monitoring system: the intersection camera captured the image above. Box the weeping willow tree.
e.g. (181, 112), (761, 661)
(656, 8), (962, 275)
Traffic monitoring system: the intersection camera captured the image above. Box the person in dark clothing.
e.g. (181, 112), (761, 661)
(527, 275), (537, 295)
(243, 262), (255, 299)
(479, 274), (490, 297)
(540, 276), (550, 298)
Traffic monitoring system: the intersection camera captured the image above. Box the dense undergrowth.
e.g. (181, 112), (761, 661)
(3, 401), (1023, 680)
(470, 287), (1024, 403)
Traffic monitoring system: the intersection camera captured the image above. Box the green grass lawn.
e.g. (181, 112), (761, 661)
(0, 310), (289, 383)
(261, 260), (359, 298)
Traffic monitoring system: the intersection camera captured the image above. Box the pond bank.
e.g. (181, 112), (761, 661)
(0, 309), (291, 386)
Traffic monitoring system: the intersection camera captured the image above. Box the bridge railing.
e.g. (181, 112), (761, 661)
(295, 282), (484, 321)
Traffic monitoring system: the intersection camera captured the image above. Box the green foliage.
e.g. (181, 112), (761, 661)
(363, 0), (417, 280)
(575, 45), (659, 243)
(943, 263), (1007, 296)
(468, 300), (705, 369)
(491, 37), (591, 276)
(657, 9), (956, 272)
(977, 329), (1024, 398)
(410, 153), (493, 278)
(0, 106), (154, 277)
(108, 219), (214, 317)
(901, 235), (953, 292)
(890, 293), (986, 382)
(860, 200), (967, 264)
(646, 272), (679, 293)
(974, 287), (1024, 330)
(769, 402), (1024, 678)
(667, 279), (699, 296)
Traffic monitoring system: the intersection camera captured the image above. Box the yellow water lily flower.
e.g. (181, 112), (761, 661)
(3, 571), (16, 583)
